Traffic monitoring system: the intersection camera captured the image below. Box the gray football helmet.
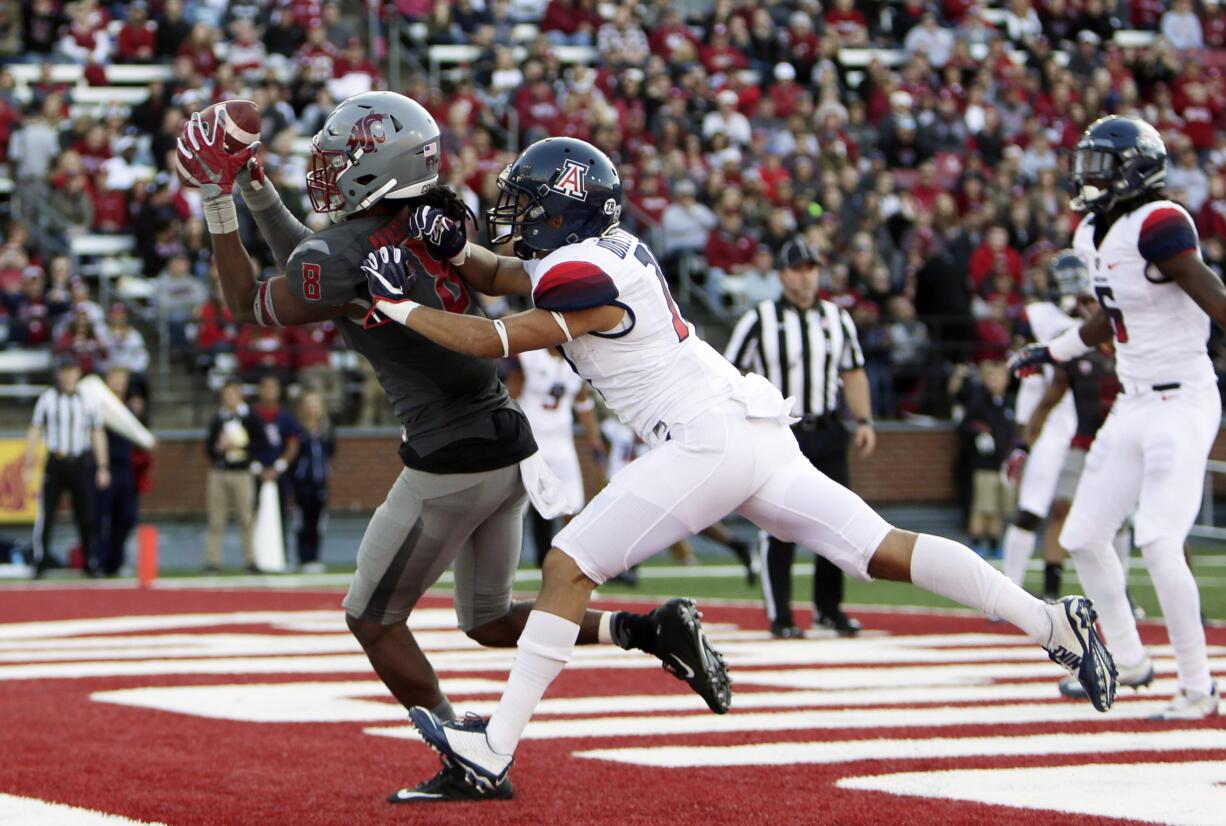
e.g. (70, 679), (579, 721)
(306, 91), (441, 216)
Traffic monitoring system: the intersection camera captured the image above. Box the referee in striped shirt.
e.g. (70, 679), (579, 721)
(24, 354), (110, 577)
(725, 238), (876, 637)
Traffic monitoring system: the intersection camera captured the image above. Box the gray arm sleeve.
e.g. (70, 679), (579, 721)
(239, 177), (313, 271)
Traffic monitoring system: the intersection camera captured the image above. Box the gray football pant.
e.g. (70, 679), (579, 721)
(342, 464), (526, 630)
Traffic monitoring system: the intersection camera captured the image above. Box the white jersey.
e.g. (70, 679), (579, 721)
(515, 348), (584, 442)
(1072, 200), (1214, 388)
(526, 228), (757, 444)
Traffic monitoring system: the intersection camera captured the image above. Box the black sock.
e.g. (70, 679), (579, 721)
(609, 611), (656, 654)
(1043, 563), (1063, 599)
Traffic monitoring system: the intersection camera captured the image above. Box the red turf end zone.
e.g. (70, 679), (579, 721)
(0, 587), (1222, 826)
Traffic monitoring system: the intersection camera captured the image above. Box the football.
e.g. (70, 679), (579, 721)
(203, 98), (262, 153)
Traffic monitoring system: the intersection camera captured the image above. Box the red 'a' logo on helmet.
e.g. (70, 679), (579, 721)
(348, 113), (388, 153)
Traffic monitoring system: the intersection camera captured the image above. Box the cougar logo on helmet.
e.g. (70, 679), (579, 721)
(348, 113), (388, 153)
(553, 159), (589, 200)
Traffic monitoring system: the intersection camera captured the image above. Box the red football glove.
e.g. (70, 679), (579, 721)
(175, 109), (258, 200)
(1002, 443), (1030, 486)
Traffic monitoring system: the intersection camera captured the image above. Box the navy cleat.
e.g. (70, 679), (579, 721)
(650, 598), (732, 714)
(1060, 654), (1153, 699)
(1043, 596), (1118, 712)
(408, 709), (513, 793)
(387, 764), (513, 803)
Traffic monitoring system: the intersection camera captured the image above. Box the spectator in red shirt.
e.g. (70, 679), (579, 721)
(769, 62), (805, 120)
(54, 308), (104, 375)
(290, 322), (344, 415)
(73, 125), (111, 176)
(1131, 0), (1166, 30)
(649, 6), (699, 59)
(177, 23), (219, 77)
(296, 21), (339, 83)
(116, 1), (155, 63)
(706, 210), (758, 276)
(542, 0), (601, 46)
(825, 0), (869, 45)
(236, 325), (291, 381)
(969, 227), (1023, 292)
(782, 11), (820, 76)
(1177, 82), (1221, 151)
(334, 37), (382, 87)
(1197, 175), (1226, 240)
(1204, 0), (1226, 47)
(227, 18), (267, 76)
(700, 24), (748, 76)
(91, 168), (130, 233)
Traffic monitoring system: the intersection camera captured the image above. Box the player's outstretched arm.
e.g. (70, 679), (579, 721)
(455, 243), (532, 297)
(1162, 252), (1226, 328)
(363, 245), (622, 355)
(210, 230), (350, 326)
(1009, 312), (1112, 376)
(405, 201), (532, 297)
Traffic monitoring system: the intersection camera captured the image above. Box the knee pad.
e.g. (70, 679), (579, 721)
(1013, 510), (1042, 532)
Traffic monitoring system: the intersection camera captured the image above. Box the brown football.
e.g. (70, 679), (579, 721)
(201, 98), (262, 153)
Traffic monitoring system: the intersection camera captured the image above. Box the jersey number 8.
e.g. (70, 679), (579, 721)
(302, 262), (322, 301)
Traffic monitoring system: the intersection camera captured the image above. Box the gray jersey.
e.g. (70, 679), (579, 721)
(285, 211), (534, 466)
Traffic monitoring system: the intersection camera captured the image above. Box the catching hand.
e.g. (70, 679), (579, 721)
(407, 204), (467, 261)
(175, 109), (258, 201)
(1007, 344), (1054, 378)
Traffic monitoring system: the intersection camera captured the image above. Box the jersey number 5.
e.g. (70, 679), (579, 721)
(634, 244), (689, 342)
(1094, 285), (1129, 343)
(301, 262), (322, 301)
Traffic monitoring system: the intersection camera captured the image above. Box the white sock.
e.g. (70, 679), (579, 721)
(1066, 540), (1146, 668)
(1143, 538), (1212, 694)
(597, 611), (613, 644)
(911, 533), (1050, 642)
(1112, 524), (1132, 587)
(1002, 524), (1037, 587)
(485, 610), (579, 755)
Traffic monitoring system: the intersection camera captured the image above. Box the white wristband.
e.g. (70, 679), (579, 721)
(449, 241), (471, 266)
(203, 195), (239, 234)
(1048, 327), (1092, 362)
(273, 458), (288, 474)
(376, 299), (420, 326)
(492, 318), (510, 357)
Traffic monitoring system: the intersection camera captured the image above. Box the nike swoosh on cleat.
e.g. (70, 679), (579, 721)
(669, 653), (695, 679)
(392, 790), (440, 801)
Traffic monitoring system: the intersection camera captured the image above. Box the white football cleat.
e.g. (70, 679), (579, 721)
(1042, 596), (1118, 712)
(1149, 682), (1220, 721)
(1060, 654), (1154, 699)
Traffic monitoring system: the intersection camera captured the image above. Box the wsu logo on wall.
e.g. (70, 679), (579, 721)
(348, 113), (388, 154)
(552, 159), (589, 200)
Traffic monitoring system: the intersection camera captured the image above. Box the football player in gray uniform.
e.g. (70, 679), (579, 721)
(175, 91), (731, 803)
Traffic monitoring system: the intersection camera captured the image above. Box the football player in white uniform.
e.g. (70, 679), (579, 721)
(1012, 116), (1222, 719)
(506, 347), (602, 565)
(362, 138), (1117, 794)
(1001, 253), (1080, 597)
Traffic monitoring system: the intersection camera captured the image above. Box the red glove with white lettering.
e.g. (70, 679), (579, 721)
(176, 109), (258, 233)
(1002, 442), (1030, 486)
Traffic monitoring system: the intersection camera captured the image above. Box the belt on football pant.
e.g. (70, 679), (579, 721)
(794, 413), (839, 431)
(1118, 381), (1181, 395)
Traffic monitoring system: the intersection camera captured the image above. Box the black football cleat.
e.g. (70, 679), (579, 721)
(816, 610), (862, 637)
(650, 598), (732, 714)
(387, 764), (513, 804)
(770, 621), (804, 639)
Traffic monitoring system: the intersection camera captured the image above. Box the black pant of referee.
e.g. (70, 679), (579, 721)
(761, 415), (862, 636)
(37, 453), (97, 572)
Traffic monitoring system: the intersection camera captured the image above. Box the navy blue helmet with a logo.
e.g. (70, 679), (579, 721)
(1070, 115), (1167, 215)
(1047, 249), (1092, 312)
(486, 137), (623, 259)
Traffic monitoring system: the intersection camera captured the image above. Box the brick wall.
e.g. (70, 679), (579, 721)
(138, 423), (1226, 515)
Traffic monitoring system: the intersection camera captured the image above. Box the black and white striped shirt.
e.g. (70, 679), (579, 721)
(724, 298), (865, 417)
(32, 388), (101, 457)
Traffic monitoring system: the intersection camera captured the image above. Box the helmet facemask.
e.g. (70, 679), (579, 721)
(486, 167), (550, 257)
(306, 134), (353, 214)
(1070, 144), (1119, 214)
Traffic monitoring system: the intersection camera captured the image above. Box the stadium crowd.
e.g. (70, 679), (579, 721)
(0, 0), (1224, 423)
